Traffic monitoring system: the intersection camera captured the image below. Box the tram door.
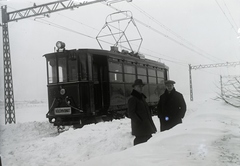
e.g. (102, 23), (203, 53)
(92, 55), (109, 113)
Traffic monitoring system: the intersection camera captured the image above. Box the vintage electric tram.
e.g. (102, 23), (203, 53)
(44, 41), (169, 128)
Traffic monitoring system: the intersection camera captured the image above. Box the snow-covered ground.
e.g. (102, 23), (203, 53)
(0, 96), (240, 166)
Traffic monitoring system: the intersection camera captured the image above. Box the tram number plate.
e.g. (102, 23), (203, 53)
(54, 107), (71, 115)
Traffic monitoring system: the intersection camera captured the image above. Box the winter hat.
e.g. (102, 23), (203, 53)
(132, 79), (145, 87)
(164, 80), (176, 85)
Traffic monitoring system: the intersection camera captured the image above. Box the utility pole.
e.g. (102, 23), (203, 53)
(1, 0), (131, 124)
(189, 64), (193, 101)
(1, 5), (15, 124)
(220, 75), (223, 96)
(189, 61), (240, 101)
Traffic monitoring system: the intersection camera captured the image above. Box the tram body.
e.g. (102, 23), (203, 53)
(44, 46), (169, 127)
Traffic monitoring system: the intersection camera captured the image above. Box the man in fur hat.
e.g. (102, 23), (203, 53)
(128, 79), (157, 145)
(157, 80), (186, 131)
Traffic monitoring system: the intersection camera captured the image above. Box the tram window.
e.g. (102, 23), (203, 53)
(93, 65), (98, 82)
(149, 76), (156, 84)
(137, 67), (147, 75)
(125, 74), (136, 83)
(148, 69), (156, 77)
(88, 55), (92, 81)
(164, 69), (169, 80)
(80, 54), (87, 81)
(157, 70), (164, 78)
(110, 84), (125, 105)
(68, 58), (78, 81)
(158, 77), (164, 84)
(47, 59), (57, 83)
(58, 57), (67, 82)
(109, 73), (123, 82)
(137, 75), (147, 83)
(109, 62), (122, 73)
(124, 65), (135, 74)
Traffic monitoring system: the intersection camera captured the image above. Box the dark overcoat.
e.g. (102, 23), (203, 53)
(157, 88), (186, 131)
(128, 89), (157, 136)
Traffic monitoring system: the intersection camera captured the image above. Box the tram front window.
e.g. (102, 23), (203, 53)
(48, 58), (57, 84)
(58, 57), (67, 82)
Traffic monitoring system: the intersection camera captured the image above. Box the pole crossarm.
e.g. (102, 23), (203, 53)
(2, 0), (131, 23)
(221, 75), (240, 78)
(190, 61), (240, 70)
(2, 0), (107, 23)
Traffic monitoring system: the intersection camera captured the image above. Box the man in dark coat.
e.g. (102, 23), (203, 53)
(128, 79), (157, 146)
(157, 80), (186, 132)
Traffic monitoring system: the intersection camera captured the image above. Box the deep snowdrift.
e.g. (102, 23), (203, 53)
(0, 98), (240, 166)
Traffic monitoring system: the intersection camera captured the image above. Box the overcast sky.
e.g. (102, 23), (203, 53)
(0, 0), (240, 102)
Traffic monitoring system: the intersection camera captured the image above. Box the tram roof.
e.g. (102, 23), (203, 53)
(43, 48), (169, 69)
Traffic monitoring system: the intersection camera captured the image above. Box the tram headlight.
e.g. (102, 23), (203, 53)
(56, 41), (65, 51)
(60, 88), (66, 95)
(51, 118), (55, 123)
